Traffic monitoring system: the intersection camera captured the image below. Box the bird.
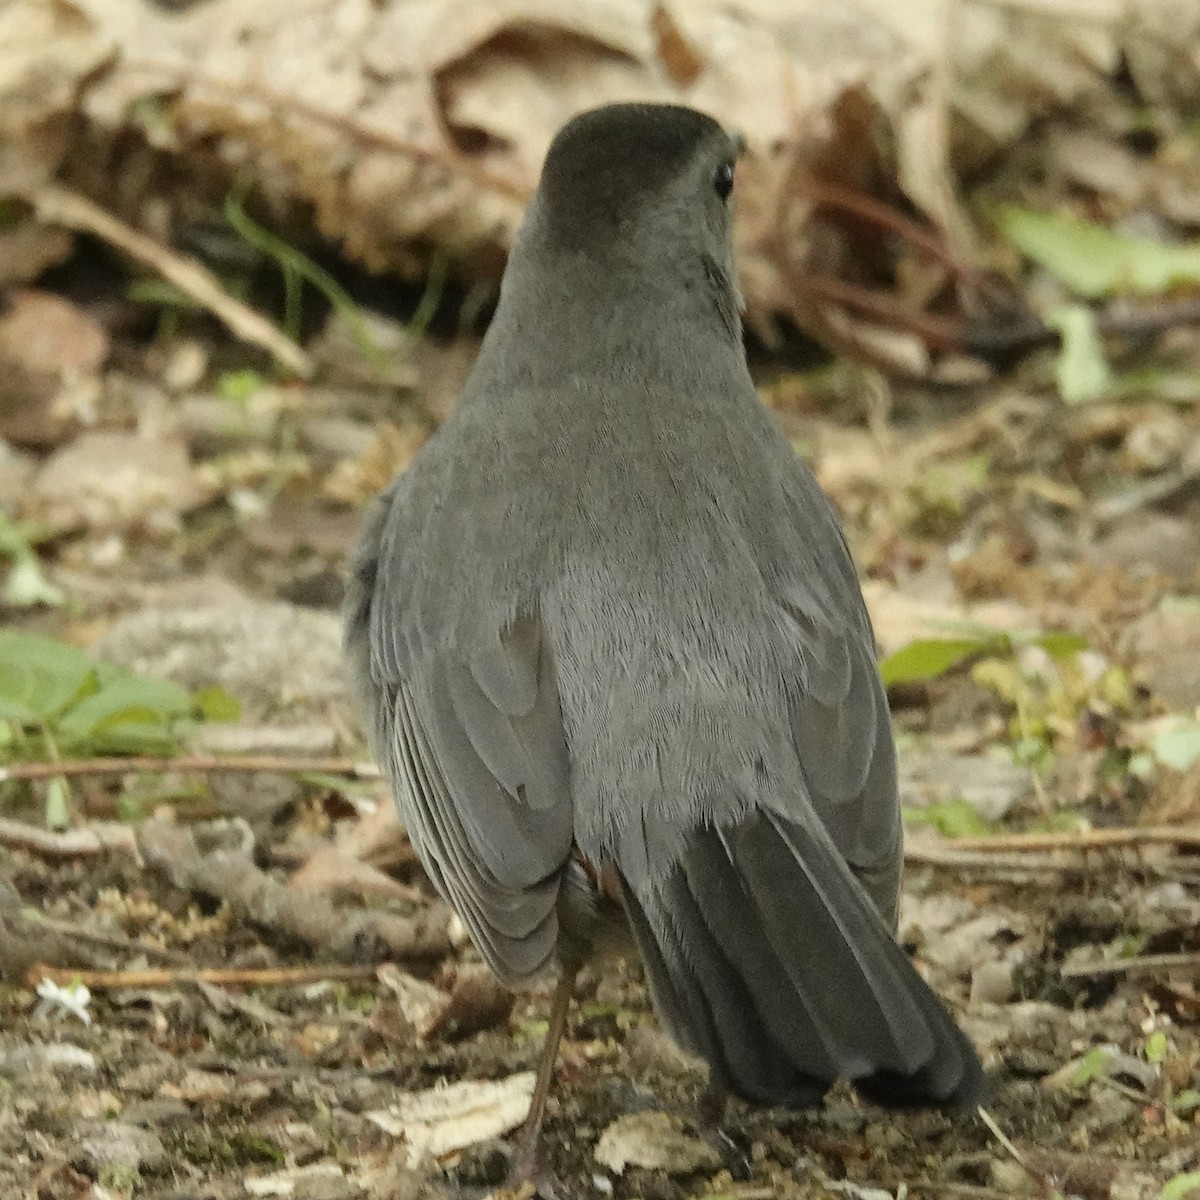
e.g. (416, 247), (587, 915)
(344, 100), (985, 1177)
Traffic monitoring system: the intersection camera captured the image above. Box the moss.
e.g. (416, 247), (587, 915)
(165, 1122), (286, 1169)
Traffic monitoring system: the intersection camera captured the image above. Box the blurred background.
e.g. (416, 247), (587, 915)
(2, 1), (1200, 1197)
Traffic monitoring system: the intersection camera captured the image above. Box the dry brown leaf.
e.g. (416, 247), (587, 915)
(0, 290), (109, 448)
(365, 1072), (534, 1165)
(6, 0), (1200, 354)
(594, 1110), (721, 1175)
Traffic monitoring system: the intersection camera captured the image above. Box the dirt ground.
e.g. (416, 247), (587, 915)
(3, 318), (1200, 1200)
(4, 850), (1199, 1200)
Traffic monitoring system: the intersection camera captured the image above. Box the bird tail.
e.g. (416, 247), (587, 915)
(618, 809), (985, 1109)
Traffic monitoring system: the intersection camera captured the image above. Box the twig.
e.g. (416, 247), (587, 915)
(1059, 951), (1200, 979)
(138, 818), (449, 962)
(905, 827), (1200, 872)
(800, 275), (963, 350)
(27, 184), (313, 377)
(907, 1187), (1022, 1200)
(976, 1106), (1028, 1169)
(1, 888), (140, 981)
(963, 297), (1200, 361)
(0, 817), (139, 860)
(0, 754), (381, 783)
(796, 178), (993, 299)
(924, 827), (1200, 853)
(28, 915), (191, 964)
(904, 846), (1086, 872)
(27, 963), (381, 990)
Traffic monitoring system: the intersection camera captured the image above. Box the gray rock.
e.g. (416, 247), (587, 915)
(970, 960), (1015, 1006)
(901, 749), (1031, 821)
(77, 1120), (167, 1175)
(0, 1042), (96, 1076)
(93, 599), (347, 721)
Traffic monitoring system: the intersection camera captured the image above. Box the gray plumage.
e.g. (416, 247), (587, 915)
(345, 102), (984, 1108)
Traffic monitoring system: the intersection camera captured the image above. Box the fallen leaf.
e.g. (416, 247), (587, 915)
(365, 1072), (534, 1166)
(594, 1110), (720, 1176)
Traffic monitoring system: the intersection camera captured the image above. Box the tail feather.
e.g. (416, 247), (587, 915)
(686, 823), (922, 1077)
(620, 810), (985, 1109)
(624, 858), (831, 1106)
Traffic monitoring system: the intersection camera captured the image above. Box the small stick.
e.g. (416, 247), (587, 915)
(27, 963), (381, 990)
(1059, 952), (1200, 979)
(28, 915), (192, 964)
(799, 274), (963, 350)
(138, 818), (449, 961)
(0, 817), (139, 860)
(796, 178), (992, 297)
(927, 827), (1200, 853)
(904, 847), (1086, 872)
(976, 1105), (1028, 1168)
(0, 754), (381, 783)
(27, 184), (313, 377)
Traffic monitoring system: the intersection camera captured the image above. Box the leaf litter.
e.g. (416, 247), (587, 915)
(1, 1), (1200, 1198)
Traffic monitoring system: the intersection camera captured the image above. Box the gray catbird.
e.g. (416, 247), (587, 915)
(345, 102), (985, 1161)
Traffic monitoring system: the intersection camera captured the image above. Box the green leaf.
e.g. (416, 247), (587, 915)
(1171, 1089), (1200, 1116)
(1070, 1046), (1115, 1088)
(1046, 304), (1111, 404)
(192, 685), (241, 722)
(880, 638), (990, 687)
(1112, 366), (1200, 405)
(3, 555), (66, 608)
(217, 369), (265, 402)
(1159, 1172), (1200, 1200)
(0, 512), (52, 554)
(0, 632), (96, 722)
(997, 206), (1200, 297)
(1151, 722), (1200, 772)
(1027, 631), (1090, 658)
(0, 631), (233, 760)
(904, 798), (996, 839)
(1144, 1030), (1169, 1064)
(57, 673), (192, 749)
(86, 722), (182, 756)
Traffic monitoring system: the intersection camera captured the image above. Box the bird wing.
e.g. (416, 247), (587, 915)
(778, 588), (903, 927)
(606, 446), (988, 1109)
(345, 495), (574, 988)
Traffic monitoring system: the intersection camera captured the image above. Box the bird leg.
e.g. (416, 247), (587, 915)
(696, 1080), (751, 1181)
(507, 965), (579, 1187)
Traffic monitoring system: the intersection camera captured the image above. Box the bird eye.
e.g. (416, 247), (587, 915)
(713, 162), (735, 201)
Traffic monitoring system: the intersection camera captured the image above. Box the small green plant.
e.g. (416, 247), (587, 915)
(223, 183), (449, 377)
(1160, 1171), (1200, 1200)
(224, 186), (385, 366)
(0, 629), (238, 825)
(997, 206), (1200, 299)
(996, 205), (1200, 406)
(98, 1162), (142, 1195)
(1070, 1045), (1117, 1088)
(879, 624), (1088, 689)
(972, 644), (1132, 772)
(216, 368), (266, 402)
(903, 797), (997, 838)
(0, 514), (64, 608)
